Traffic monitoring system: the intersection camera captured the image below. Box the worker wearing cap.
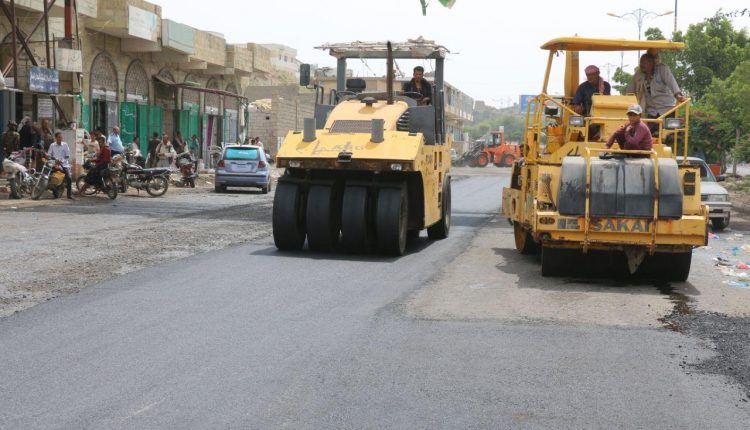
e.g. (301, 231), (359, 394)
(572, 65), (611, 116)
(605, 104), (653, 153)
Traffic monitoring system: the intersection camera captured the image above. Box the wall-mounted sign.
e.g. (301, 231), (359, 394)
(163, 20), (195, 54)
(128, 6), (158, 42)
(54, 48), (83, 73)
(37, 98), (55, 119)
(29, 67), (59, 93)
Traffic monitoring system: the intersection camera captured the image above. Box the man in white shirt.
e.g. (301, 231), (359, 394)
(108, 126), (125, 156)
(47, 131), (74, 199)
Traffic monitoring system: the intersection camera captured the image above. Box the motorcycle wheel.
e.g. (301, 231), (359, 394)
(189, 178), (195, 188)
(104, 178), (118, 200)
(76, 175), (98, 196)
(32, 178), (48, 200)
(146, 176), (169, 197)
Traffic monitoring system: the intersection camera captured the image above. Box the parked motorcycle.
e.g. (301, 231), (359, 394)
(173, 151), (197, 188)
(113, 160), (171, 197)
(1, 155), (34, 198)
(31, 157), (66, 200)
(124, 144), (145, 167)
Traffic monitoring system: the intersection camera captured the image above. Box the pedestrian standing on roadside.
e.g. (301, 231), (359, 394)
(19, 117), (33, 150)
(40, 119), (54, 151)
(1, 121), (20, 158)
(173, 131), (186, 154)
(108, 127), (125, 156)
(47, 131), (75, 200)
(147, 132), (160, 167)
(155, 134), (176, 168)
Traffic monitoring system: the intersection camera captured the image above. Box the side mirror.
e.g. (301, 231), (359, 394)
(717, 175), (726, 182)
(299, 64), (311, 87)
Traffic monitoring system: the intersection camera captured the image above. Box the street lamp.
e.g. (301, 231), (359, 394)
(608, 8), (674, 60)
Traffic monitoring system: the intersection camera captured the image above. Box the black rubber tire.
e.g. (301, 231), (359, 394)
(76, 175), (98, 196)
(476, 154), (489, 168)
(661, 251), (692, 282)
(376, 185), (409, 256)
(427, 178), (451, 240)
(273, 182), (307, 251)
(541, 246), (569, 277)
(711, 216), (729, 231)
(104, 178), (118, 200)
(145, 177), (169, 197)
(305, 184), (342, 252)
(514, 222), (539, 254)
(502, 154), (516, 167)
(214, 183), (225, 193)
(31, 178), (48, 200)
(407, 229), (420, 240)
(341, 186), (374, 253)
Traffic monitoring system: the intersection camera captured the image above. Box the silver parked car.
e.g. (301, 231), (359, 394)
(678, 156), (731, 230)
(215, 145), (272, 194)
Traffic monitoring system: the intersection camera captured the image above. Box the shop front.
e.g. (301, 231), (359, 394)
(90, 53), (119, 134)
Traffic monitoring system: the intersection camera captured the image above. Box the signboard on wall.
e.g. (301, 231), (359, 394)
(162, 20), (195, 54)
(128, 6), (159, 42)
(29, 67), (59, 93)
(37, 98), (54, 119)
(54, 48), (83, 73)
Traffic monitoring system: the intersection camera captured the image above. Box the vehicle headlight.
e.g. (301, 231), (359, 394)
(569, 115), (585, 127)
(702, 194), (728, 202)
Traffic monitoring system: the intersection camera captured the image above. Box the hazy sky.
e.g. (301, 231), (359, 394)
(152, 0), (749, 106)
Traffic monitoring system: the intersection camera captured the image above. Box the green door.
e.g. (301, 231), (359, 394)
(82, 103), (90, 131)
(188, 104), (200, 142)
(149, 105), (163, 140)
(137, 104), (150, 153)
(120, 102), (137, 144)
(178, 109), (190, 138)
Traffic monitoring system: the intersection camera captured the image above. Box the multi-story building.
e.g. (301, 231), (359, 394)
(261, 43), (300, 84)
(0, 0), (279, 163)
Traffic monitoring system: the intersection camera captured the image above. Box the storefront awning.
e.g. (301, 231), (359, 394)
(153, 75), (247, 100)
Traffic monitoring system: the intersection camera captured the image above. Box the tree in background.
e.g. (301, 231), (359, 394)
(465, 106), (525, 143)
(703, 61), (750, 171)
(419, 0), (456, 16)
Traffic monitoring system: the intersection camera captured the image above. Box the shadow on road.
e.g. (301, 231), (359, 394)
(249, 236), (436, 263)
(492, 246), (701, 296)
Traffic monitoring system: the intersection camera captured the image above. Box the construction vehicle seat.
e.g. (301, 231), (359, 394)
(589, 95), (638, 140)
(346, 78), (366, 93)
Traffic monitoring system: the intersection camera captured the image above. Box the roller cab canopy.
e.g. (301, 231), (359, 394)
(541, 37), (685, 52)
(540, 37), (685, 97)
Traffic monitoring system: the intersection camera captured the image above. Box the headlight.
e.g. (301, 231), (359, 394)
(569, 116), (585, 127)
(702, 194), (728, 202)
(289, 160), (301, 168)
(390, 163), (403, 171)
(664, 118), (683, 130)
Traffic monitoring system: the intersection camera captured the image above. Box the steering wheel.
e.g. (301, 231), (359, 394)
(402, 91), (424, 100)
(336, 91), (358, 101)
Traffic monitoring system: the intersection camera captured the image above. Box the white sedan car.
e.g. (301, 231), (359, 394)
(678, 156), (731, 230)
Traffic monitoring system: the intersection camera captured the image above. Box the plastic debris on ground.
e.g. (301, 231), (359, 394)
(723, 280), (750, 288)
(709, 232), (720, 240)
(738, 263), (750, 270)
(714, 256), (734, 266)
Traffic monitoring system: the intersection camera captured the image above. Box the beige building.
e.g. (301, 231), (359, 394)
(261, 43), (300, 83)
(0, 0), (280, 163)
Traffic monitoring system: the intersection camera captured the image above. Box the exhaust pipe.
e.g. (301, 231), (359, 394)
(371, 119), (384, 143)
(303, 118), (316, 142)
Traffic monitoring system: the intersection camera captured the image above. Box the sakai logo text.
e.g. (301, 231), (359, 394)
(557, 218), (653, 233)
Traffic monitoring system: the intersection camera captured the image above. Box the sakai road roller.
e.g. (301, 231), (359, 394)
(502, 37), (708, 280)
(273, 39), (452, 255)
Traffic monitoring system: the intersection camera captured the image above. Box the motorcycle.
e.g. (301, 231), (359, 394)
(112, 160), (171, 197)
(31, 157), (67, 200)
(75, 164), (118, 200)
(124, 145), (145, 167)
(173, 151), (197, 188)
(1, 155), (34, 198)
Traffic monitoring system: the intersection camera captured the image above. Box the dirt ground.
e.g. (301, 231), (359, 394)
(0, 174), (275, 318)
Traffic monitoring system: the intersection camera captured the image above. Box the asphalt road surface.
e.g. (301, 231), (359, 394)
(1, 172), (749, 429)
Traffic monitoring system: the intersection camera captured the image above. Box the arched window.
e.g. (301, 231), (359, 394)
(124, 61), (148, 103)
